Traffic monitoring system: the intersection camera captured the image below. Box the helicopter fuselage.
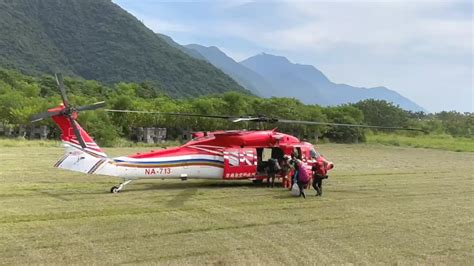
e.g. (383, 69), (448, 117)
(57, 128), (333, 183)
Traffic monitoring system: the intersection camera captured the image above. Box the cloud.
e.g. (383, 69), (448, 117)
(215, 1), (473, 112)
(246, 1), (472, 56)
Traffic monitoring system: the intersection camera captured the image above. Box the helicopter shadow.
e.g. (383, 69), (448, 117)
(38, 190), (72, 201)
(128, 180), (281, 206)
(129, 180), (268, 192)
(166, 187), (198, 207)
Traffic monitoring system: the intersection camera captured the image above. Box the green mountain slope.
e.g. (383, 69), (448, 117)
(185, 44), (273, 97)
(157, 33), (206, 61)
(0, 0), (247, 97)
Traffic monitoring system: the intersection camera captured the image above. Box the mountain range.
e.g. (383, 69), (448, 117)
(175, 41), (425, 111)
(241, 53), (425, 111)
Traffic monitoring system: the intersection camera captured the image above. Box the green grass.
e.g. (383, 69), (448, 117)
(367, 133), (474, 152)
(0, 144), (473, 264)
(0, 137), (61, 147)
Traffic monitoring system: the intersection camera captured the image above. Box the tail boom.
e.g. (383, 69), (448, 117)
(54, 147), (117, 176)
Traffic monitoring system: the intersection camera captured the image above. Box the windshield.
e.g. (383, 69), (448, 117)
(310, 148), (320, 159)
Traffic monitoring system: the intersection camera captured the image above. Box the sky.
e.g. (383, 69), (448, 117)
(114, 0), (473, 113)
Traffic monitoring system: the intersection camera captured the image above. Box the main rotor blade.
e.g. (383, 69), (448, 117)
(104, 109), (232, 119)
(68, 116), (87, 148)
(104, 109), (427, 133)
(105, 109), (270, 121)
(232, 117), (278, 123)
(29, 110), (62, 123)
(76, 101), (106, 112)
(55, 73), (69, 108)
(277, 119), (428, 133)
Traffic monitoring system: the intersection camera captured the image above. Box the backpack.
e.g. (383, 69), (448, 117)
(313, 159), (327, 177)
(297, 163), (310, 183)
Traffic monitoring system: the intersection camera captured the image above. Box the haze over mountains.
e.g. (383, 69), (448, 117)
(174, 40), (425, 111)
(240, 53), (425, 111)
(157, 33), (424, 111)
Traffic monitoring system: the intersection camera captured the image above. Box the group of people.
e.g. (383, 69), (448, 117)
(265, 153), (329, 198)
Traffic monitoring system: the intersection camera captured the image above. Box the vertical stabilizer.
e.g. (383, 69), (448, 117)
(50, 106), (107, 158)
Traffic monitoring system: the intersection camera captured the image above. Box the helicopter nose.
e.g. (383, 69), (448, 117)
(327, 162), (334, 170)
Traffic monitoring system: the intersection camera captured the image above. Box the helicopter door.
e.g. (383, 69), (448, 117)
(223, 148), (257, 179)
(294, 147), (302, 159)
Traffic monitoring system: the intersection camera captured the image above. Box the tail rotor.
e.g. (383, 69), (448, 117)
(30, 73), (106, 149)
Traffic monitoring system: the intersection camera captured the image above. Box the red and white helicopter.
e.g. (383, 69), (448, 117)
(30, 74), (426, 193)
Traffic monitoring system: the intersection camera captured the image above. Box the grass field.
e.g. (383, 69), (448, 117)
(0, 144), (472, 264)
(367, 133), (474, 152)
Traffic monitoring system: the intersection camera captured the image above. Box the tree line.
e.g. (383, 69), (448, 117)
(0, 68), (472, 146)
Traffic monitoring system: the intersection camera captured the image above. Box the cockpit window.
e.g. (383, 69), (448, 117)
(310, 148), (320, 158)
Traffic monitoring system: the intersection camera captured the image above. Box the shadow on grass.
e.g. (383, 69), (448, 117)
(166, 187), (198, 207)
(127, 180), (275, 191)
(38, 190), (72, 201)
(31, 180), (292, 199)
(273, 193), (299, 199)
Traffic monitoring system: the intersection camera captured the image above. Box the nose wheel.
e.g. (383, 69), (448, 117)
(110, 179), (132, 193)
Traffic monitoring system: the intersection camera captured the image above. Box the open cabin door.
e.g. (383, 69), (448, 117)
(223, 148), (257, 179)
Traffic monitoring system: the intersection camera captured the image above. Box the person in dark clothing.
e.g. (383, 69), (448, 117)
(266, 158), (280, 188)
(312, 172), (324, 196)
(297, 181), (306, 198)
(311, 157), (328, 196)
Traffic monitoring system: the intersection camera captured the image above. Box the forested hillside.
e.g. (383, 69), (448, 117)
(0, 0), (247, 97)
(1, 69), (471, 146)
(157, 34), (206, 61)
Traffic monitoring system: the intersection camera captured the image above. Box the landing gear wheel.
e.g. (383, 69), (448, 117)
(110, 180), (132, 194)
(110, 186), (120, 193)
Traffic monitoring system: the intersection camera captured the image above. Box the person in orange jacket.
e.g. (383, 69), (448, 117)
(279, 155), (292, 188)
(311, 157), (329, 196)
